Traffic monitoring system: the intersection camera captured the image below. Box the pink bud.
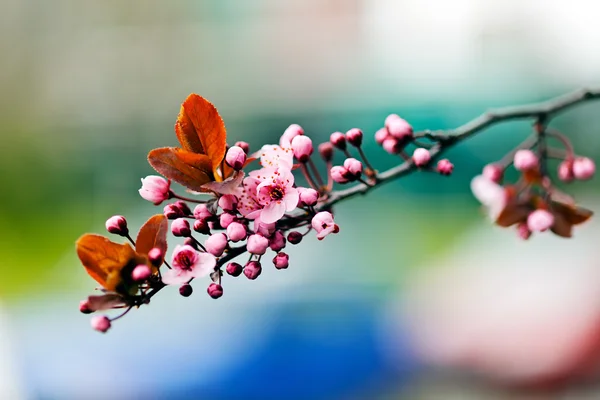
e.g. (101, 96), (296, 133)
(227, 222), (247, 242)
(90, 315), (111, 333)
(183, 237), (198, 250)
(247, 234), (269, 255)
(205, 233), (228, 257)
(269, 230), (286, 251)
(375, 128), (389, 145)
(164, 203), (186, 219)
(482, 163), (504, 183)
(79, 300), (93, 314)
(273, 252), (289, 269)
(513, 150), (538, 171)
(175, 201), (191, 215)
(330, 132), (347, 150)
(171, 218), (191, 237)
(244, 261), (262, 280)
(225, 146), (247, 170)
(558, 160), (574, 182)
(218, 194), (238, 212)
(281, 124), (304, 146)
(382, 137), (401, 154)
(131, 264), (152, 281)
(179, 284), (193, 297)
(207, 283), (223, 299)
(219, 212), (236, 228)
(385, 114), (413, 140)
(226, 262), (243, 277)
(343, 158), (363, 179)
(148, 247), (163, 266)
(291, 135), (314, 163)
(527, 209), (554, 232)
(193, 219), (211, 235)
(105, 215), (128, 236)
(346, 128), (363, 147)
(517, 222), (531, 240)
(139, 176), (171, 205)
(436, 159), (454, 175)
(318, 142), (334, 162)
(193, 204), (213, 220)
(287, 231), (303, 245)
(311, 211), (340, 240)
(331, 166), (350, 184)
(573, 157), (595, 180)
(299, 188), (319, 207)
(234, 141), (250, 154)
(254, 220), (276, 237)
(412, 148), (431, 167)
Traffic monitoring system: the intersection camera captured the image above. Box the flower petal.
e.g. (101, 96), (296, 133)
(260, 201), (287, 224)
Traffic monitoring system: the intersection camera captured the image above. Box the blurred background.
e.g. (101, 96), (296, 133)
(2, 0), (600, 398)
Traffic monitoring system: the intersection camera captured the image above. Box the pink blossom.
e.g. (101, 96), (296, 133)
(205, 233), (228, 257)
(247, 234), (269, 255)
(273, 252), (289, 269)
(139, 176), (171, 205)
(105, 215), (128, 236)
(287, 231), (303, 244)
(385, 114), (413, 140)
(298, 187), (319, 207)
(330, 132), (347, 150)
(244, 261), (262, 280)
(226, 222), (247, 242)
(254, 220), (276, 237)
(280, 124), (304, 146)
(330, 166), (350, 184)
(148, 247), (163, 266)
(382, 137), (401, 154)
(225, 146), (247, 170)
(436, 159), (454, 175)
(375, 128), (389, 145)
(527, 209), (554, 232)
(218, 194), (238, 212)
(219, 212), (236, 228)
(238, 167), (299, 224)
(470, 175), (509, 221)
(256, 142), (294, 170)
(343, 158), (363, 179)
(516, 222), (531, 240)
(202, 171), (245, 196)
(179, 284), (193, 297)
(207, 283), (223, 299)
(346, 128), (363, 147)
(412, 148), (431, 167)
(482, 163), (504, 183)
(269, 230), (286, 251)
(311, 211), (340, 240)
(226, 262), (243, 277)
(171, 218), (191, 237)
(558, 160), (574, 182)
(573, 157), (595, 180)
(291, 135), (313, 162)
(193, 204), (213, 220)
(131, 264), (152, 281)
(91, 315), (111, 333)
(234, 141), (250, 154)
(513, 149), (538, 171)
(193, 219), (210, 235)
(162, 245), (216, 285)
(318, 142), (334, 162)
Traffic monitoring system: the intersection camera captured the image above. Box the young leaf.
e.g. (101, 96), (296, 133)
(178, 94), (227, 177)
(76, 234), (142, 292)
(148, 147), (214, 192)
(136, 214), (168, 263)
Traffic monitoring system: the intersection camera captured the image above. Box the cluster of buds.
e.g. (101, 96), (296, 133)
(472, 126), (594, 239)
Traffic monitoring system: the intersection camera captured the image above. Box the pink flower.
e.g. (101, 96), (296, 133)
(385, 114), (413, 140)
(256, 142), (294, 170)
(482, 163), (504, 183)
(218, 194), (238, 212)
(470, 175), (509, 221)
(343, 158), (363, 179)
(234, 141), (250, 154)
(205, 233), (228, 257)
(238, 167), (299, 224)
(516, 222), (531, 240)
(225, 146), (247, 170)
(382, 137), (401, 154)
(162, 245), (216, 285)
(436, 159), (454, 175)
(346, 128), (363, 147)
(247, 234), (270, 255)
(254, 220), (276, 237)
(269, 230), (286, 251)
(91, 315), (111, 333)
(273, 252), (289, 269)
(330, 132), (347, 150)
(139, 176), (171, 205)
(298, 187), (319, 207)
(227, 222), (247, 242)
(412, 148), (431, 167)
(171, 218), (191, 237)
(573, 157), (595, 180)
(558, 160), (574, 182)
(131, 264), (152, 281)
(513, 150), (538, 171)
(280, 124), (304, 146)
(527, 209), (554, 232)
(375, 128), (389, 145)
(105, 215), (128, 236)
(207, 283), (223, 299)
(202, 171), (245, 196)
(330, 166), (350, 184)
(291, 135), (313, 163)
(318, 142), (334, 162)
(311, 211), (340, 240)
(193, 204), (213, 219)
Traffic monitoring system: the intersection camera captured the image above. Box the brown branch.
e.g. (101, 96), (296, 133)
(322, 87), (600, 208)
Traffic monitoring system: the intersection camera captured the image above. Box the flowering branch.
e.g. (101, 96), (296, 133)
(76, 89), (599, 333)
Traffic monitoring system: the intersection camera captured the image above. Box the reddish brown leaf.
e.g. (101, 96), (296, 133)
(136, 214), (168, 264)
(496, 204), (531, 227)
(76, 234), (140, 291)
(552, 201), (593, 226)
(179, 94), (227, 177)
(148, 147), (214, 192)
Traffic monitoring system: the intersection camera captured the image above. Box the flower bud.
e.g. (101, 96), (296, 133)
(105, 215), (128, 236)
(219, 212), (236, 228)
(299, 188), (319, 207)
(375, 128), (389, 145)
(513, 150), (538, 171)
(254, 220), (276, 237)
(90, 315), (111, 333)
(234, 141), (250, 154)
(382, 137), (401, 154)
(79, 300), (93, 314)
(330, 166), (350, 184)
(269, 230), (286, 251)
(183, 237), (198, 249)
(482, 163), (504, 183)
(311, 211), (339, 240)
(527, 209), (554, 232)
(139, 176), (171, 205)
(226, 262), (243, 277)
(287, 231), (303, 245)
(171, 218), (191, 237)
(193, 204), (213, 220)
(164, 203), (185, 219)
(273, 252), (289, 269)
(558, 160), (574, 182)
(148, 247), (163, 266)
(247, 234), (269, 255)
(412, 148), (431, 167)
(291, 135), (314, 163)
(330, 132), (347, 150)
(193, 219), (211, 235)
(174, 200), (191, 216)
(385, 114), (413, 140)
(218, 194), (238, 212)
(436, 159), (454, 175)
(227, 222), (247, 242)
(205, 233), (228, 257)
(281, 124), (304, 146)
(207, 283), (223, 299)
(131, 264), (152, 281)
(343, 158), (363, 180)
(179, 284), (193, 297)
(244, 261), (262, 280)
(346, 128), (363, 147)
(225, 146), (247, 170)
(517, 222), (531, 240)
(573, 157), (595, 180)
(318, 142), (334, 162)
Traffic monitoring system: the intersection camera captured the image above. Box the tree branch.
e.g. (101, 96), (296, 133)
(323, 88), (600, 208)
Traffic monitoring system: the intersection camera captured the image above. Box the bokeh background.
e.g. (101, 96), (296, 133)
(2, 0), (600, 399)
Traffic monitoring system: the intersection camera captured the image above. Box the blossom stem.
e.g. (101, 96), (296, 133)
(546, 128), (575, 159)
(307, 159), (325, 188)
(170, 192), (208, 204)
(110, 306), (133, 322)
(357, 147), (376, 178)
(301, 164), (319, 190)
